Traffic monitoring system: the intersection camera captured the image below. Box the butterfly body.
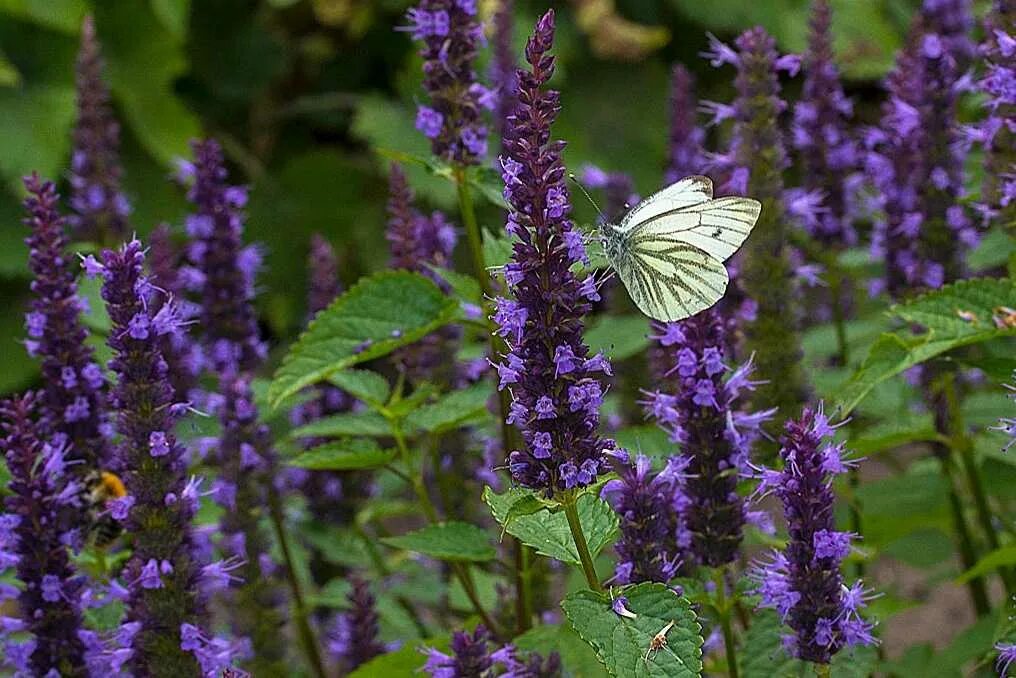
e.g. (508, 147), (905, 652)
(598, 175), (761, 322)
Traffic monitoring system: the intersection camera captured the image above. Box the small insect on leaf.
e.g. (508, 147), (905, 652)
(992, 306), (1016, 329)
(642, 619), (676, 664)
(956, 308), (978, 323)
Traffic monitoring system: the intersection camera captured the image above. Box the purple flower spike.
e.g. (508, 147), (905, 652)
(665, 64), (706, 185)
(184, 139), (266, 376)
(23, 174), (111, 473)
(68, 15), (130, 245)
(973, 1), (1015, 226)
(792, 0), (859, 247)
(0, 393), (87, 676)
(328, 575), (386, 673)
(490, 0), (518, 147)
(602, 453), (687, 583)
(403, 0), (488, 164)
(646, 309), (773, 567)
(422, 625), (494, 677)
(866, 12), (973, 297)
(496, 10), (611, 494)
(148, 224), (202, 400)
(750, 406), (877, 663)
(705, 27), (808, 417)
(307, 233), (341, 320)
(386, 163), (460, 382)
(100, 240), (205, 673)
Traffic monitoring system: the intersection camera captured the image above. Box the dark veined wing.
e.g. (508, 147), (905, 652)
(610, 233), (729, 322)
(622, 195), (761, 263)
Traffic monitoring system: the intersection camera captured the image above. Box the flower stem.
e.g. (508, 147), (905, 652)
(564, 495), (602, 592)
(454, 164), (534, 632)
(391, 418), (503, 635)
(715, 569), (740, 678)
(267, 488), (327, 678)
(936, 445), (991, 615)
(814, 663), (831, 678)
(942, 373), (1016, 594)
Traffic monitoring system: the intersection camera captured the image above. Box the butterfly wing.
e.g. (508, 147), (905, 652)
(607, 190), (761, 322)
(609, 232), (730, 322)
(625, 196), (761, 262)
(616, 175), (714, 233)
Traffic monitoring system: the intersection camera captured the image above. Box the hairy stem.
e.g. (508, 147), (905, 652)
(715, 568), (740, 678)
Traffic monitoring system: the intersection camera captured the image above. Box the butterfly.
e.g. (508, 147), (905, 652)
(598, 175), (761, 322)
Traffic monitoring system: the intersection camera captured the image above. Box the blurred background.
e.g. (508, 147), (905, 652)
(0, 0), (919, 372)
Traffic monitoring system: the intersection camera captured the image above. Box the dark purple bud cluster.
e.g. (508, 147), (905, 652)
(422, 624), (560, 677)
(644, 309), (773, 567)
(750, 406), (876, 663)
(23, 174), (112, 473)
(0, 393), (87, 676)
(328, 575), (386, 673)
(494, 10), (612, 494)
(665, 64), (705, 185)
(602, 451), (688, 584)
(68, 16), (130, 245)
(402, 0), (492, 164)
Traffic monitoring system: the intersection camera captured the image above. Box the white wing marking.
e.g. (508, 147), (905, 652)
(623, 196), (761, 262)
(616, 175), (713, 233)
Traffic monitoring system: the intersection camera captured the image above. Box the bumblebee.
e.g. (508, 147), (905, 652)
(83, 470), (128, 548)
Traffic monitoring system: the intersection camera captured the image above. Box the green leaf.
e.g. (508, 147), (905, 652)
(561, 582), (703, 678)
(0, 84), (76, 194)
(0, 0), (87, 33)
(514, 624), (608, 677)
(94, 2), (201, 164)
(290, 411), (392, 438)
(428, 265), (482, 305)
(883, 528), (955, 569)
(956, 545), (1016, 584)
(612, 425), (674, 460)
(483, 230), (516, 270)
(287, 439), (396, 470)
(836, 278), (1016, 415)
(739, 610), (802, 678)
(0, 49), (20, 87)
(381, 521), (496, 562)
(347, 639), (432, 677)
(149, 0), (189, 41)
(487, 491), (618, 566)
(585, 314), (650, 362)
(77, 274), (111, 334)
(268, 271), (459, 408)
(404, 381), (493, 434)
(482, 485), (549, 538)
(326, 369), (391, 408)
(469, 165), (509, 209)
(850, 414), (939, 455)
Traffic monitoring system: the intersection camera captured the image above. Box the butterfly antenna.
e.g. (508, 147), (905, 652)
(568, 173), (606, 223)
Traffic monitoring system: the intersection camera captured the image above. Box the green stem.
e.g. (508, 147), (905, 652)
(848, 466), (864, 579)
(942, 374), (1016, 594)
(828, 271), (850, 367)
(936, 445), (991, 616)
(391, 418), (502, 635)
(564, 496), (602, 592)
(814, 663), (831, 678)
(715, 569), (740, 678)
(267, 489), (327, 678)
(454, 164), (534, 633)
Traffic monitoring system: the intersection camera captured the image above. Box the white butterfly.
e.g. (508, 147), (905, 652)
(598, 175), (761, 322)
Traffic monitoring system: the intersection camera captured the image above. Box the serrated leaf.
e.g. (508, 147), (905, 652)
(836, 278), (1016, 416)
(287, 438), (395, 470)
(290, 411), (392, 439)
(482, 485), (549, 539)
(326, 369), (391, 407)
(381, 521), (496, 562)
(498, 493), (619, 566)
(404, 381), (493, 434)
(586, 314), (650, 362)
(268, 271), (459, 408)
(562, 583), (702, 678)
